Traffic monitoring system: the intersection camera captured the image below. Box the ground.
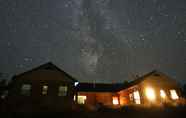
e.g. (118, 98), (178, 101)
(1, 105), (186, 118)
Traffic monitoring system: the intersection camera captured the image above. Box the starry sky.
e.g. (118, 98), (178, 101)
(0, 0), (186, 84)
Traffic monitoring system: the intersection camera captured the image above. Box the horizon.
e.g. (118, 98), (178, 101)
(0, 62), (185, 86)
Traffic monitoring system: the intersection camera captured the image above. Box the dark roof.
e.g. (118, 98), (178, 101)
(76, 83), (124, 92)
(13, 62), (77, 82)
(76, 70), (164, 92)
(121, 70), (166, 90)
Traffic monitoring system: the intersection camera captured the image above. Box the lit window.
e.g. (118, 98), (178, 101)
(21, 84), (31, 96)
(74, 95), (76, 101)
(42, 85), (48, 95)
(133, 91), (141, 104)
(170, 90), (179, 100)
(112, 96), (119, 105)
(129, 93), (133, 102)
(160, 89), (166, 99)
(77, 96), (86, 104)
(145, 87), (156, 101)
(58, 86), (68, 96)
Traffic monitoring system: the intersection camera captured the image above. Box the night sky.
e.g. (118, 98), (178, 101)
(0, 0), (186, 84)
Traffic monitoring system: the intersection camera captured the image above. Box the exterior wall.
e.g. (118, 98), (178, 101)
(6, 68), (183, 110)
(118, 74), (182, 106)
(139, 74), (181, 105)
(7, 69), (75, 111)
(118, 85), (141, 106)
(77, 92), (116, 109)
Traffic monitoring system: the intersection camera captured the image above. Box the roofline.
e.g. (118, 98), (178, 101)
(118, 70), (160, 90)
(76, 82), (124, 92)
(13, 62), (77, 82)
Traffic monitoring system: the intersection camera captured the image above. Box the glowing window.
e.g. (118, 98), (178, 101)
(77, 96), (86, 104)
(42, 85), (48, 95)
(129, 93), (133, 101)
(133, 91), (141, 104)
(170, 90), (179, 100)
(21, 84), (31, 96)
(58, 86), (68, 96)
(74, 95), (76, 101)
(112, 96), (119, 105)
(145, 87), (156, 101)
(160, 89), (166, 99)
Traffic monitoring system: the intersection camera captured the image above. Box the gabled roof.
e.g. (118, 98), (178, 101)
(76, 83), (124, 92)
(120, 70), (174, 90)
(76, 70), (168, 92)
(13, 62), (77, 82)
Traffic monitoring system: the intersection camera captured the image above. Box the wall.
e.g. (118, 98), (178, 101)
(77, 92), (115, 109)
(118, 73), (182, 106)
(118, 85), (141, 106)
(7, 69), (75, 111)
(139, 74), (181, 105)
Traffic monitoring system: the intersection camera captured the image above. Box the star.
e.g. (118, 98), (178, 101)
(0, 0), (185, 84)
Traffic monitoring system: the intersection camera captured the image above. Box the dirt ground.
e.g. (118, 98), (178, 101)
(1, 106), (186, 118)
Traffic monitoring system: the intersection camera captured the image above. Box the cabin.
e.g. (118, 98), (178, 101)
(75, 71), (182, 108)
(117, 70), (182, 106)
(6, 62), (182, 111)
(7, 62), (77, 111)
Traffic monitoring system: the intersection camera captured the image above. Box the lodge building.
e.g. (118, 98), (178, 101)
(7, 62), (77, 111)
(6, 62), (182, 111)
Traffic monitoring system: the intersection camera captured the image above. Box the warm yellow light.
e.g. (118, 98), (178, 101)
(133, 91), (141, 104)
(112, 96), (119, 105)
(160, 90), (166, 99)
(170, 90), (179, 100)
(77, 96), (87, 104)
(42, 85), (48, 95)
(145, 87), (156, 101)
(73, 95), (76, 101)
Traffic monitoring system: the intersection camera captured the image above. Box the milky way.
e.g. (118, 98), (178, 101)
(0, 0), (186, 83)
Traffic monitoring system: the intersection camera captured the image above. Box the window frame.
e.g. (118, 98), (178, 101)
(58, 86), (68, 96)
(21, 84), (32, 96)
(170, 89), (179, 100)
(77, 95), (87, 104)
(42, 85), (48, 95)
(133, 90), (141, 104)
